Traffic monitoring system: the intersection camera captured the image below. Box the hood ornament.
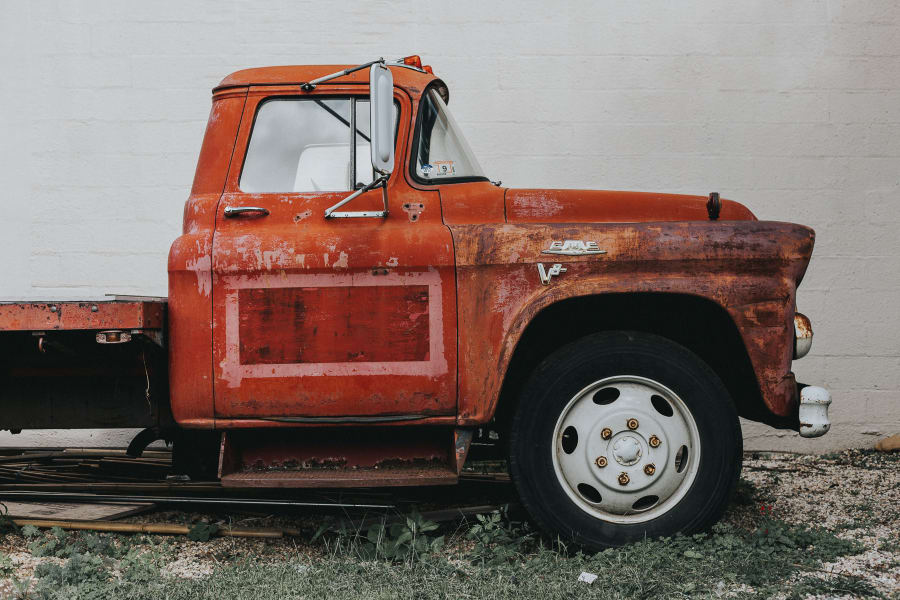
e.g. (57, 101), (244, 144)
(542, 240), (606, 256)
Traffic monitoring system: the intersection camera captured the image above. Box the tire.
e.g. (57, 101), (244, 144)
(508, 330), (741, 549)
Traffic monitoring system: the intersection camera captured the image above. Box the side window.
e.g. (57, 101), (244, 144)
(414, 89), (485, 182)
(240, 98), (397, 193)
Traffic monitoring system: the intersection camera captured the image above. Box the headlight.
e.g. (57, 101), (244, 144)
(794, 313), (813, 359)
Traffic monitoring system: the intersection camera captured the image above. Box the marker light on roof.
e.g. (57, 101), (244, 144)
(423, 65), (433, 74)
(402, 55), (423, 69)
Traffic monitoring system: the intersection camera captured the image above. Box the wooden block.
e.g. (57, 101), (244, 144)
(1, 501), (153, 521)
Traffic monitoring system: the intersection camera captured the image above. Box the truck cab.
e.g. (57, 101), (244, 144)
(2, 57), (831, 549)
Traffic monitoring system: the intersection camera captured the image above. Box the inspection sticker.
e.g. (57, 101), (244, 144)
(431, 160), (456, 176)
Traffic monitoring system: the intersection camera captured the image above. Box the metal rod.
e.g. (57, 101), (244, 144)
(350, 97), (357, 189)
(323, 175), (387, 218)
(311, 99), (371, 143)
(301, 58), (383, 91)
(11, 518), (284, 539)
(0, 491), (394, 509)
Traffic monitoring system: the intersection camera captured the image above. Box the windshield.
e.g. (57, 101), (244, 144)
(414, 89), (486, 182)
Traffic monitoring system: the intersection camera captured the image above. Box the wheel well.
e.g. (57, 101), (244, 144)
(492, 293), (767, 436)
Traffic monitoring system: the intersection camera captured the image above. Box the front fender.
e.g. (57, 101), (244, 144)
(448, 221), (814, 424)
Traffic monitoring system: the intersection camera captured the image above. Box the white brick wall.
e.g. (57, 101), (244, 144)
(1, 0), (898, 451)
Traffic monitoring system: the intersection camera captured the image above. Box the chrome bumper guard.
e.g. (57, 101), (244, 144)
(798, 386), (832, 438)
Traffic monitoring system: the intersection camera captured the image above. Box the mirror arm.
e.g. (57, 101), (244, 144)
(301, 58), (385, 91)
(324, 174), (390, 219)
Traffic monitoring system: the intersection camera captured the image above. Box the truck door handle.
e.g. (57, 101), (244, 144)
(224, 206), (270, 218)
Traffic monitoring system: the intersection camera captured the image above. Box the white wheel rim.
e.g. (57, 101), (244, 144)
(551, 375), (701, 524)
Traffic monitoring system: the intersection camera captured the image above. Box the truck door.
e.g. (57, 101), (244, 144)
(210, 87), (456, 421)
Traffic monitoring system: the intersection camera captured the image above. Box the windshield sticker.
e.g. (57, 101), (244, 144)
(421, 163), (434, 176)
(432, 160), (456, 177)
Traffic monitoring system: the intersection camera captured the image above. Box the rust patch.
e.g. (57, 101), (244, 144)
(794, 312), (812, 340)
(237, 286), (430, 364)
(293, 209), (313, 223)
(448, 220), (816, 423)
(0, 300), (165, 332)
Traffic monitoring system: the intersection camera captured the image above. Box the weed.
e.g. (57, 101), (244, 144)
(0, 551), (14, 577)
(466, 507), (535, 566)
(187, 521), (219, 542)
(33, 552), (109, 586)
(8, 577), (32, 600)
(314, 510), (445, 564)
(32, 553), (112, 600)
(20, 525), (40, 539)
(25, 545), (163, 600)
(118, 549), (162, 584)
(788, 573), (882, 599)
(25, 527), (129, 560)
(0, 502), (19, 537)
(359, 510), (444, 562)
(27, 527), (73, 558)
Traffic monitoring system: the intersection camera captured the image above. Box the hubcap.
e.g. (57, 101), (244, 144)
(612, 436), (642, 466)
(552, 375), (701, 524)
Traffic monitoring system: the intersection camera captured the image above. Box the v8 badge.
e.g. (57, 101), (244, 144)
(537, 263), (567, 285)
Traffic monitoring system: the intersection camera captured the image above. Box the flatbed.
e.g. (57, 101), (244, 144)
(0, 298), (165, 333)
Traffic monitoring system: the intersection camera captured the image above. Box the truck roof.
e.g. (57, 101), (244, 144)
(215, 64), (438, 93)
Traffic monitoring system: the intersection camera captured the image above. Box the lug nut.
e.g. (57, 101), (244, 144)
(601, 428), (613, 440)
(648, 435), (661, 448)
(617, 472), (630, 486)
(595, 456), (608, 468)
(644, 463), (656, 476)
(626, 418), (639, 430)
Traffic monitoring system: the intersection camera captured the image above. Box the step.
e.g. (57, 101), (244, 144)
(217, 426), (471, 489)
(221, 464), (457, 488)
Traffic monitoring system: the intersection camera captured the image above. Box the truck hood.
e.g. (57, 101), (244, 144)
(505, 189), (756, 223)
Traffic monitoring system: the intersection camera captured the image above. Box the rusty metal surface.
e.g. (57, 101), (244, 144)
(163, 64), (816, 438)
(215, 64), (435, 94)
(794, 313), (812, 340)
(793, 312), (813, 359)
(505, 188), (756, 223)
(217, 427), (457, 488)
(0, 300), (165, 332)
(200, 85), (457, 422)
(220, 468), (457, 488)
(449, 220), (814, 421)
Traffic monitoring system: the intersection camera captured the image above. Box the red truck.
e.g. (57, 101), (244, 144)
(0, 56), (831, 549)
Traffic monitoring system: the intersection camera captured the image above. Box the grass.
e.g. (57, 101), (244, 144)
(2, 449), (895, 599)
(0, 510), (878, 600)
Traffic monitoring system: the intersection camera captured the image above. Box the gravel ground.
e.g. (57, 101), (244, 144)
(736, 450), (900, 597)
(0, 449), (897, 598)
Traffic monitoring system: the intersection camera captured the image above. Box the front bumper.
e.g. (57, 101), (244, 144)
(798, 386), (832, 438)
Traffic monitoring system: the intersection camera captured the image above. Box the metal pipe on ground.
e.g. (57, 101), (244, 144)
(11, 518), (283, 539)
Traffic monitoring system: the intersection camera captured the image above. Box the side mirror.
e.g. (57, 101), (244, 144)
(323, 60), (393, 219)
(369, 63), (394, 175)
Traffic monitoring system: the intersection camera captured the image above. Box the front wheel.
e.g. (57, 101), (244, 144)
(508, 331), (741, 549)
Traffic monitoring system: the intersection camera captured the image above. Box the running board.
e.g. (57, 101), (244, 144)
(218, 427), (472, 489)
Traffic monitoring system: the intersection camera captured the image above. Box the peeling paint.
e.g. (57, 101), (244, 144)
(186, 254), (212, 297)
(333, 251), (349, 269)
